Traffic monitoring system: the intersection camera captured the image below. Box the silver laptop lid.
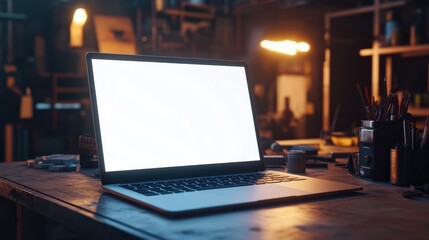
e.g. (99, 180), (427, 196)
(86, 53), (265, 184)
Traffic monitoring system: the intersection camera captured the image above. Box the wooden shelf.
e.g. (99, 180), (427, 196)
(163, 3), (215, 20)
(359, 44), (429, 57)
(326, 0), (404, 19)
(159, 42), (186, 49)
(408, 106), (429, 117)
(164, 9), (214, 20)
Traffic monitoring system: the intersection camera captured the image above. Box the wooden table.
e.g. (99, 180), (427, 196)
(0, 161), (428, 239)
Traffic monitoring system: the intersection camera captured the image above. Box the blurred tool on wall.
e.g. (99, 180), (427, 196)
(385, 9), (402, 46)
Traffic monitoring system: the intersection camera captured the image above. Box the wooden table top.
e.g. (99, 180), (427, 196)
(0, 161), (428, 239)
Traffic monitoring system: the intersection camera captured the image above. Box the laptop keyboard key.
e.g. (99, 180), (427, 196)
(121, 172), (306, 196)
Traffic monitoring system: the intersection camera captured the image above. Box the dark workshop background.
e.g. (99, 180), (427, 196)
(1, 0), (428, 161)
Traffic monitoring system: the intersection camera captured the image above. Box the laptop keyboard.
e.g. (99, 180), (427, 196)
(120, 172), (306, 197)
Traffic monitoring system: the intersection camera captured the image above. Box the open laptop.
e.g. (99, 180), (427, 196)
(86, 52), (362, 216)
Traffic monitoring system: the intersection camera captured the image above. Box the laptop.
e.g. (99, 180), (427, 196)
(86, 52), (362, 216)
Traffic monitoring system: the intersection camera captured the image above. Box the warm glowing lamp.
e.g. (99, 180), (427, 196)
(297, 42), (310, 52)
(70, 8), (88, 47)
(260, 39), (310, 55)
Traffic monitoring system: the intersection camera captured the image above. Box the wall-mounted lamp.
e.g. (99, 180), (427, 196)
(70, 8), (88, 47)
(260, 39), (310, 56)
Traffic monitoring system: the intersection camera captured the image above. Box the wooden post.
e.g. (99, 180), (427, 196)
(0, 197), (16, 239)
(5, 124), (13, 162)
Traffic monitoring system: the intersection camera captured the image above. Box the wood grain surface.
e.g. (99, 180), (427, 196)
(1, 161), (428, 239)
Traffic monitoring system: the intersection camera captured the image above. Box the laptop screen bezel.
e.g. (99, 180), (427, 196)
(86, 52), (266, 185)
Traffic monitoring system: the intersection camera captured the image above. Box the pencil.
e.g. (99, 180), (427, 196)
(355, 82), (371, 119)
(381, 92), (392, 121)
(364, 86), (373, 116)
(421, 115), (429, 149)
(382, 77), (387, 100)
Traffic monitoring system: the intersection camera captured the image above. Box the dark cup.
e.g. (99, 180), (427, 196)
(390, 148), (412, 186)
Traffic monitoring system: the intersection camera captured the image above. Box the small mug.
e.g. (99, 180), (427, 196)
(287, 150), (306, 173)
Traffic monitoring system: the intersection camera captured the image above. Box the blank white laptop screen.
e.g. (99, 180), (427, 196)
(91, 59), (261, 172)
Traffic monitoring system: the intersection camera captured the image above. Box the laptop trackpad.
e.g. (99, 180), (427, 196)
(214, 184), (310, 203)
(153, 185), (309, 213)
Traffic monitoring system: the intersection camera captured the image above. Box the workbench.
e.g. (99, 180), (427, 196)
(0, 160), (428, 239)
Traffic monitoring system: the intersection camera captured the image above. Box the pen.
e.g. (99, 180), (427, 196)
(378, 104), (384, 121)
(382, 77), (387, 100)
(390, 93), (399, 120)
(373, 98), (378, 120)
(398, 93), (404, 118)
(411, 123), (415, 150)
(398, 92), (410, 119)
(403, 119), (410, 149)
(421, 115), (429, 149)
(364, 85), (375, 118)
(382, 93), (393, 121)
(356, 82), (372, 120)
(404, 94), (410, 117)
